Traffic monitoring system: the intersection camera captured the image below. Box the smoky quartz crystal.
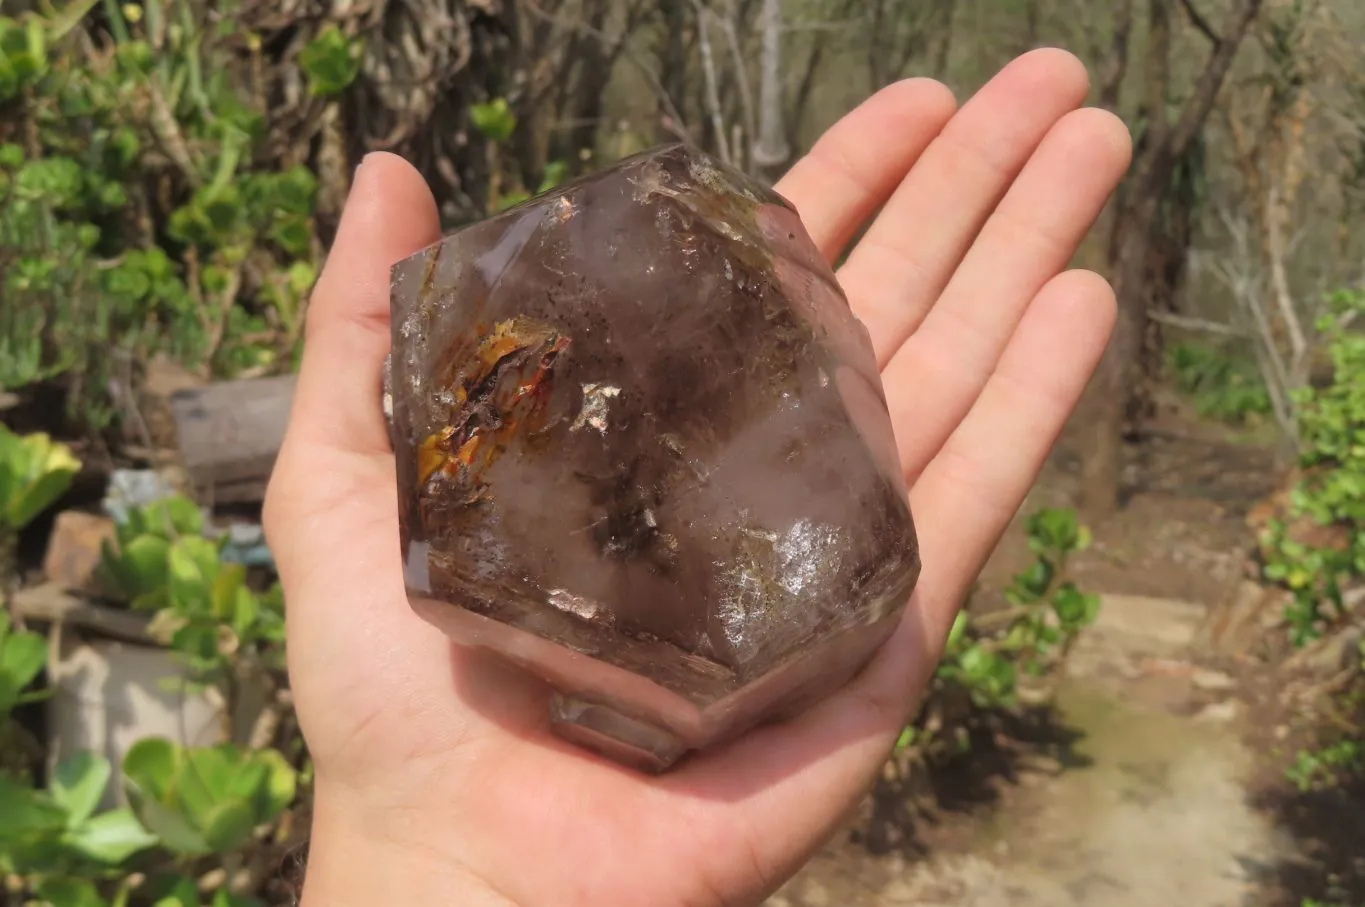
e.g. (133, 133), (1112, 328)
(387, 144), (920, 771)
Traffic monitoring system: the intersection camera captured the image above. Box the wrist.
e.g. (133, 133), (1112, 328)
(299, 779), (517, 907)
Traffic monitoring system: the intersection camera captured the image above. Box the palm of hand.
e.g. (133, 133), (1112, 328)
(263, 50), (1130, 907)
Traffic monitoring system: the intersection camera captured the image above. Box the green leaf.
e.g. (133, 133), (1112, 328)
(149, 876), (201, 907)
(210, 562), (248, 621)
(299, 25), (364, 96)
(537, 159), (570, 193)
(200, 185), (245, 236)
(104, 534), (171, 602)
(286, 260), (318, 296)
(1025, 508), (1080, 553)
(269, 215), (313, 257)
(124, 787), (209, 856)
(231, 586), (260, 637)
(169, 623), (220, 665)
(167, 536), (221, 612)
(147, 495), (205, 537)
(122, 737), (177, 801)
(0, 618), (47, 713)
(1051, 583), (1101, 629)
(0, 427), (80, 530)
(34, 877), (106, 907)
(62, 807), (159, 864)
(213, 890), (265, 907)
(273, 165), (318, 216)
(0, 773), (66, 836)
(51, 751), (112, 826)
(200, 797), (255, 853)
(224, 757), (269, 807)
(495, 189), (531, 211)
(251, 748), (297, 820)
(46, 0), (102, 41)
(470, 98), (516, 143)
(179, 746), (236, 822)
(944, 611), (970, 652)
(1013, 558), (1055, 601)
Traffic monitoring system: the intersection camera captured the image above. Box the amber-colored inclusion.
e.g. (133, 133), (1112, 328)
(387, 144), (920, 772)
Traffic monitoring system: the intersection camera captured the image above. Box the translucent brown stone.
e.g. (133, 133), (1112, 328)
(387, 144), (920, 771)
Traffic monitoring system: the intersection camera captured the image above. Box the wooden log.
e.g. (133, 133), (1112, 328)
(168, 374), (297, 505)
(12, 583), (152, 645)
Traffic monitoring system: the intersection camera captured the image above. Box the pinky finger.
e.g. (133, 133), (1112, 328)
(907, 268), (1117, 643)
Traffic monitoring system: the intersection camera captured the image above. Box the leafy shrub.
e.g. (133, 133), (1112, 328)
(0, 426), (80, 538)
(0, 425), (80, 585)
(1167, 339), (1273, 424)
(121, 738), (295, 858)
(1286, 737), (1363, 792)
(1260, 288), (1365, 644)
(0, 750), (159, 877)
(0, 1), (324, 432)
(469, 95), (575, 213)
(97, 495), (285, 697)
(0, 611), (46, 722)
(894, 507), (1100, 758)
(1, 737), (296, 906)
(1259, 288), (1365, 907)
(0, 447), (300, 904)
(297, 25), (364, 98)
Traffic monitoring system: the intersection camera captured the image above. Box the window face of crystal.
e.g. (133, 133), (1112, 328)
(387, 144), (920, 771)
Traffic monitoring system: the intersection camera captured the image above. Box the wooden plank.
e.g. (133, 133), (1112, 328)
(12, 583), (153, 645)
(168, 374), (297, 505)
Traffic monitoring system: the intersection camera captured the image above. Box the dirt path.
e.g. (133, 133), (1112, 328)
(766, 412), (1323, 907)
(769, 591), (1294, 907)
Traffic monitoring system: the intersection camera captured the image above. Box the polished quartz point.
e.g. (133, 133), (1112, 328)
(387, 143), (920, 771)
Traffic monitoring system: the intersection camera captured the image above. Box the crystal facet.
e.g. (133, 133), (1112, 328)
(388, 144), (920, 771)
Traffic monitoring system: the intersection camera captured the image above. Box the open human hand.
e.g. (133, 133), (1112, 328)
(263, 47), (1131, 907)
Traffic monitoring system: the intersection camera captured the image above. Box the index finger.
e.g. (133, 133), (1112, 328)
(774, 77), (956, 263)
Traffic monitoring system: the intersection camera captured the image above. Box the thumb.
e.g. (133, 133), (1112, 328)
(264, 153), (439, 572)
(287, 152), (441, 458)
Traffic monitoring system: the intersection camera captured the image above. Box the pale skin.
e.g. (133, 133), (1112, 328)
(262, 48), (1133, 907)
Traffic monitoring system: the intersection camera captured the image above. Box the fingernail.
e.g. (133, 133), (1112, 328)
(351, 154), (371, 187)
(339, 155), (377, 228)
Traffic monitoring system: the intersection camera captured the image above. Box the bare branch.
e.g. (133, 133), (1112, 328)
(688, 0), (732, 164)
(522, 0), (694, 144)
(1147, 311), (1249, 338)
(1176, 0), (1219, 44)
(709, 0), (757, 155)
(1167, 0), (1265, 162)
(751, 0), (790, 172)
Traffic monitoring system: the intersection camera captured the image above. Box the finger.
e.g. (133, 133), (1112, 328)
(669, 270), (1116, 883)
(837, 47), (1091, 365)
(883, 107), (1131, 477)
(774, 77), (957, 263)
(289, 152), (441, 456)
(908, 268), (1117, 631)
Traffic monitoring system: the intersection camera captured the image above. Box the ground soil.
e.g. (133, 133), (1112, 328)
(766, 399), (1364, 907)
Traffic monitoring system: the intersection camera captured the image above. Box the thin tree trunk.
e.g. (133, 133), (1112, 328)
(659, 2), (689, 142)
(1080, 0), (1264, 521)
(752, 0), (789, 182)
